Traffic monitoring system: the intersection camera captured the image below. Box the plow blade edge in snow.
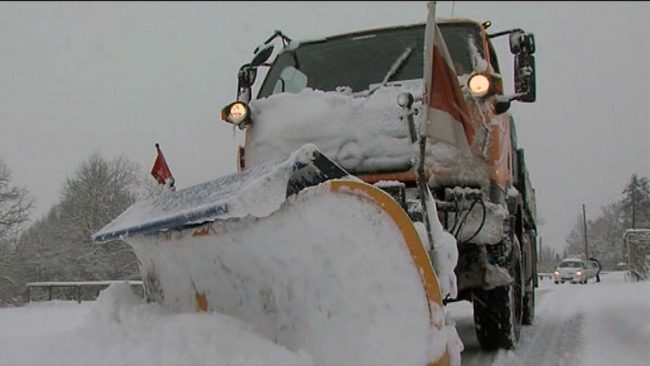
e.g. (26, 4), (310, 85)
(93, 144), (454, 366)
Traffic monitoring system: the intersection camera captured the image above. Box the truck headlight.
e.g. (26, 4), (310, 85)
(221, 101), (251, 128)
(554, 271), (560, 276)
(468, 74), (491, 97)
(467, 72), (504, 99)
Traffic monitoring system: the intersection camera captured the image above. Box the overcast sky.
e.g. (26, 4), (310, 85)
(1, 1), (648, 252)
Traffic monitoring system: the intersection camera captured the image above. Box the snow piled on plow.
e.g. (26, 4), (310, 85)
(125, 180), (462, 365)
(90, 136), (465, 364)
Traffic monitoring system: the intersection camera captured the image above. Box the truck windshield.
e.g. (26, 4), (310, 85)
(258, 23), (484, 98)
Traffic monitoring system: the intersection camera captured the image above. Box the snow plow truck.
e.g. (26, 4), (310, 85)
(93, 6), (538, 365)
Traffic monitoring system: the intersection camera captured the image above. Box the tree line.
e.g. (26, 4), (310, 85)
(0, 153), (163, 306)
(564, 174), (650, 270)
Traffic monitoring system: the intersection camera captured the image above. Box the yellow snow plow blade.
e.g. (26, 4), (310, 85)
(94, 146), (453, 365)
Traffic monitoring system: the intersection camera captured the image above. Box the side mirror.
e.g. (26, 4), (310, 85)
(509, 30), (523, 54)
(236, 42), (276, 103)
(510, 31), (535, 55)
(237, 66), (257, 103)
(515, 54), (536, 102)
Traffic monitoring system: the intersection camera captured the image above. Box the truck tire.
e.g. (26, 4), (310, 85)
(522, 232), (535, 325)
(522, 288), (535, 325)
(473, 241), (524, 350)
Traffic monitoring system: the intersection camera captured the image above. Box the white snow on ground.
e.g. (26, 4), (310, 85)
(0, 284), (314, 366)
(0, 271), (647, 365)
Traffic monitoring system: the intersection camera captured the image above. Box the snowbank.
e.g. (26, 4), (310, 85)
(0, 284), (313, 366)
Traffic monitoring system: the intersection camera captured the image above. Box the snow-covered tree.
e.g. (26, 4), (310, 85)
(55, 153), (141, 280)
(621, 174), (650, 229)
(566, 202), (626, 269)
(58, 153), (139, 241)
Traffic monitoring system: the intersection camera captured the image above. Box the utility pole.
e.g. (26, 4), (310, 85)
(632, 175), (637, 229)
(582, 204), (589, 259)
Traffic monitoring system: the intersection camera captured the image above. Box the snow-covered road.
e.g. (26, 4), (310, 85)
(0, 271), (647, 365)
(449, 271), (650, 366)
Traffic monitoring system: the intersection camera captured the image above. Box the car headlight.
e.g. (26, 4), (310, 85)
(554, 271), (560, 276)
(576, 270), (583, 276)
(221, 101), (251, 128)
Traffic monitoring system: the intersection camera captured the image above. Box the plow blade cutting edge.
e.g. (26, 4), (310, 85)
(93, 144), (454, 366)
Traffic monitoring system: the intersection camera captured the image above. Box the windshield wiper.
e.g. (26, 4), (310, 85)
(362, 43), (415, 97)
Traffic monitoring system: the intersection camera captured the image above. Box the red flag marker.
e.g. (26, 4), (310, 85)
(150, 143), (175, 191)
(420, 1), (474, 156)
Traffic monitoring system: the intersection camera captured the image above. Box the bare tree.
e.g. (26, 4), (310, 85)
(1, 153), (149, 305)
(0, 158), (33, 305)
(0, 158), (33, 248)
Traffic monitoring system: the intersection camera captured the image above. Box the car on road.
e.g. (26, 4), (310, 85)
(554, 258), (597, 284)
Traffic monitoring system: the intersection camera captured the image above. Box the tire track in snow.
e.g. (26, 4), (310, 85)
(511, 313), (584, 366)
(450, 279), (589, 366)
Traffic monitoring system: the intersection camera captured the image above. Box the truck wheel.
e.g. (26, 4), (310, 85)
(522, 288), (535, 325)
(473, 251), (523, 350)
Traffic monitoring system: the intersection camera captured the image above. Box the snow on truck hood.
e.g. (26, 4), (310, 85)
(246, 83), (492, 188)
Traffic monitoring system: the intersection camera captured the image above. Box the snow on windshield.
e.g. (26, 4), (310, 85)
(247, 87), (415, 174)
